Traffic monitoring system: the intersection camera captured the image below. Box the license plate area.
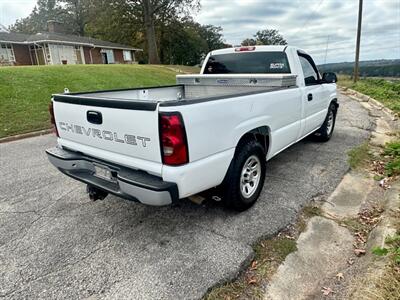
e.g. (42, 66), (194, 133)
(93, 164), (117, 183)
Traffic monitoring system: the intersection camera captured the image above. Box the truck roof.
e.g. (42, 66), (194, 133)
(209, 45), (301, 55)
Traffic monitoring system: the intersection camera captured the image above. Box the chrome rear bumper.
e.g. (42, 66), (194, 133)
(46, 147), (178, 206)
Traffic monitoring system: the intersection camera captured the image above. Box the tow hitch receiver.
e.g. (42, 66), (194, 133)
(87, 185), (109, 201)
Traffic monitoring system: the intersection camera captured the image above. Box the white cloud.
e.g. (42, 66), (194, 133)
(0, 0), (36, 27)
(195, 0), (400, 63)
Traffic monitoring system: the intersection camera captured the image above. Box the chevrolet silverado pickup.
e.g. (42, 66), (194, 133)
(46, 45), (338, 211)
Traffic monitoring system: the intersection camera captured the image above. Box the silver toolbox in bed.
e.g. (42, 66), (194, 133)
(177, 74), (297, 99)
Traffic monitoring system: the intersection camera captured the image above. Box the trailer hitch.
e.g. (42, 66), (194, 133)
(87, 185), (108, 201)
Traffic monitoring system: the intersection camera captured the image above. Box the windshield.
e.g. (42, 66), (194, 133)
(204, 52), (291, 74)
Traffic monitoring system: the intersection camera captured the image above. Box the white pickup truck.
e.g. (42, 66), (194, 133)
(46, 45), (338, 211)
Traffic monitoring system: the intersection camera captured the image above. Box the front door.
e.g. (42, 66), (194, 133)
(101, 52), (108, 64)
(298, 53), (328, 135)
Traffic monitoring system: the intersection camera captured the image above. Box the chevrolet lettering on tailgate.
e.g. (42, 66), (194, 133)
(58, 122), (151, 147)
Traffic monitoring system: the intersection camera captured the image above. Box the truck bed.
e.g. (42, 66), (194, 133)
(53, 74), (298, 106)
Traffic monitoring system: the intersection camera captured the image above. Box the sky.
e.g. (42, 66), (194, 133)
(0, 0), (399, 64)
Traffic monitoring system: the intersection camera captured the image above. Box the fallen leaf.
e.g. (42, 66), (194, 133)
(250, 261), (257, 270)
(247, 277), (257, 285)
(321, 287), (334, 296)
(347, 258), (355, 265)
(335, 272), (344, 280)
(355, 232), (367, 244)
(354, 249), (366, 256)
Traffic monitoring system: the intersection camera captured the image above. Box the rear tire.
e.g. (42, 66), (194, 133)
(220, 139), (266, 211)
(314, 102), (337, 142)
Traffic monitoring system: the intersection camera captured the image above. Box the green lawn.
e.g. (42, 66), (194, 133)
(0, 64), (198, 138)
(338, 76), (400, 113)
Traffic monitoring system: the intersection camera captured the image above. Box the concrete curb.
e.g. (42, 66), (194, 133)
(264, 93), (399, 299)
(339, 86), (398, 121)
(0, 129), (53, 144)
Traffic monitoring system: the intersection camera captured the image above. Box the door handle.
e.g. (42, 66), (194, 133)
(307, 93), (313, 101)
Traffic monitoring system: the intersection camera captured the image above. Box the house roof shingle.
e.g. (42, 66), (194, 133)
(0, 31), (142, 51)
(0, 32), (30, 43)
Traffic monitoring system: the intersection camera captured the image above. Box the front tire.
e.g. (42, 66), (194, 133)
(220, 139), (266, 211)
(314, 102), (337, 142)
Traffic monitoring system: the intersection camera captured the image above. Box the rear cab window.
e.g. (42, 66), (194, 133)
(204, 52), (291, 74)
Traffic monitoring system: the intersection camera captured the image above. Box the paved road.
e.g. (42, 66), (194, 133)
(0, 94), (373, 299)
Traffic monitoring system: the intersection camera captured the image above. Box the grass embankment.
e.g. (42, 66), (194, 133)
(0, 64), (199, 138)
(348, 138), (400, 300)
(338, 76), (400, 114)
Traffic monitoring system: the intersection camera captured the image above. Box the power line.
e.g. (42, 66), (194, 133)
(289, 31), (400, 48)
(293, 0), (325, 35)
(323, 35), (330, 64)
(309, 45), (399, 54)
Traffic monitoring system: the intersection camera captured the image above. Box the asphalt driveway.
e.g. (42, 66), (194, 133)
(0, 94), (373, 299)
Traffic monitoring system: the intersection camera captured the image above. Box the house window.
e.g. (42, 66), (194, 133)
(0, 44), (15, 63)
(123, 50), (132, 61)
(101, 49), (115, 64)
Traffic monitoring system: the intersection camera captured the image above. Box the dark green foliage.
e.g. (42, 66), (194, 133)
(373, 234), (400, 264)
(241, 38), (257, 46)
(372, 246), (389, 256)
(241, 29), (287, 46)
(254, 29), (287, 45)
(159, 20), (225, 65)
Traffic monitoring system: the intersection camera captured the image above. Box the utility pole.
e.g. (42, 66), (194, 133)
(354, 0), (363, 82)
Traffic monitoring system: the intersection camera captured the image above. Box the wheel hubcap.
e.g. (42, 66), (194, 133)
(240, 155), (261, 199)
(326, 111), (334, 135)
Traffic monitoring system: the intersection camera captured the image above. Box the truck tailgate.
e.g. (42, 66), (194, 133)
(53, 99), (162, 174)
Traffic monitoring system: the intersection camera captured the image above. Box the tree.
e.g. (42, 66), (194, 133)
(197, 24), (226, 52)
(60, 0), (90, 35)
(241, 38), (256, 46)
(254, 29), (287, 45)
(85, 0), (142, 45)
(159, 19), (225, 65)
(10, 0), (68, 33)
(125, 0), (200, 64)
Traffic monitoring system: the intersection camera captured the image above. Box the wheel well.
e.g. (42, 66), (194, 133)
(331, 98), (339, 111)
(237, 126), (270, 155)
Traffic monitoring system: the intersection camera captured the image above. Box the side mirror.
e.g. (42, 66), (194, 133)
(322, 72), (337, 83)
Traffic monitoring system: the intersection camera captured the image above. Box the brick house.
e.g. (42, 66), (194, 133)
(0, 21), (142, 66)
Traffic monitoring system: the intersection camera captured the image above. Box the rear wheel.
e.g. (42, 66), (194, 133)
(220, 139), (266, 211)
(314, 103), (337, 142)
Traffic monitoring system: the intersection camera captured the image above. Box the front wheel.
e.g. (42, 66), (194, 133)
(220, 139), (266, 211)
(314, 103), (337, 142)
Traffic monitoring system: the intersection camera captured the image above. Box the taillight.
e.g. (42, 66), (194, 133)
(48, 101), (59, 137)
(159, 112), (188, 166)
(235, 46), (256, 52)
